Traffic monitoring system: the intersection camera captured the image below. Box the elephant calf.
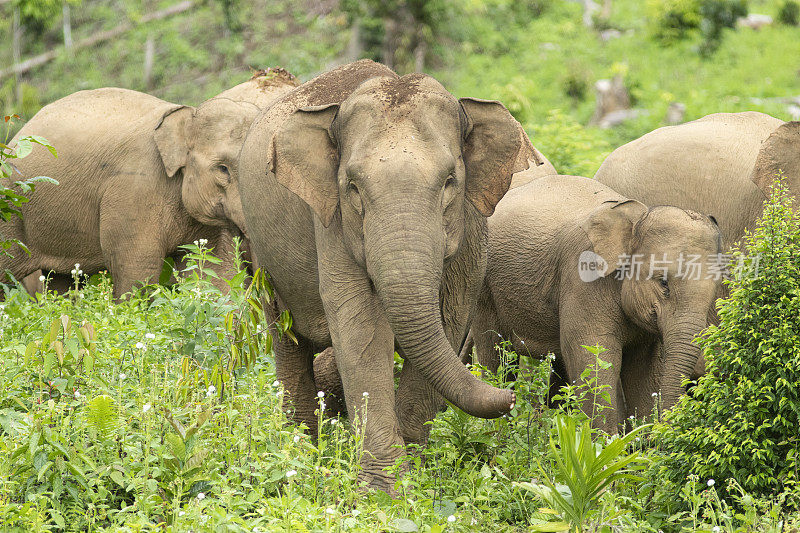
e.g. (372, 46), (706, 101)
(4, 69), (298, 299)
(468, 174), (723, 432)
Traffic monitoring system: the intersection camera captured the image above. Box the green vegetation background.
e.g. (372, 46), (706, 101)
(1, 0), (799, 177)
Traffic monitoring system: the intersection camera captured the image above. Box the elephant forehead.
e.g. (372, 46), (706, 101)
(343, 76), (461, 122)
(193, 103), (256, 145)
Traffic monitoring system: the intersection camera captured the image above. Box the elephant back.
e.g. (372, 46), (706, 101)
(212, 67), (300, 110)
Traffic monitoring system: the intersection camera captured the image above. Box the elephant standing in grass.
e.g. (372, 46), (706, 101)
(467, 175), (722, 432)
(8, 68), (298, 298)
(594, 111), (793, 250)
(237, 60), (547, 492)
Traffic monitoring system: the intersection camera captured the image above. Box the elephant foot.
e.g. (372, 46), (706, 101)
(358, 453), (408, 498)
(313, 347), (347, 417)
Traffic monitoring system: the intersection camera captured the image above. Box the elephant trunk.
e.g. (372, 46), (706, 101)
(660, 314), (707, 410)
(364, 210), (514, 419)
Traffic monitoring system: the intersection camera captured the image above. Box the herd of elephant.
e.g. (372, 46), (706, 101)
(5, 58), (798, 493)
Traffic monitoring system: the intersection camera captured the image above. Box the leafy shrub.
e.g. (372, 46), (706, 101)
(646, 0), (702, 41)
(653, 178), (800, 501)
(1, 114), (58, 258)
(528, 110), (611, 177)
(778, 0), (800, 26)
(698, 0), (748, 56)
(647, 0), (747, 53)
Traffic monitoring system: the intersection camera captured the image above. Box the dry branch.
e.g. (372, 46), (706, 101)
(0, 1), (195, 80)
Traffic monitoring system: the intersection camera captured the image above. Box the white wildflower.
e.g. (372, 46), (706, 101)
(447, 515), (456, 523)
(74, 390), (80, 399)
(143, 403), (152, 413)
(272, 380), (280, 387)
(145, 332), (155, 340)
(75, 263), (80, 269)
(651, 392), (658, 398)
(317, 391), (325, 398)
(135, 342), (145, 349)
(325, 508), (335, 515)
(362, 391), (369, 398)
(707, 479), (715, 487)
(70, 269), (76, 275)
(197, 492), (205, 500)
(119, 373), (126, 380)
(712, 527), (721, 533)
(199, 238), (208, 246)
(330, 418), (338, 425)
(193, 240), (199, 246)
(293, 435), (300, 443)
(286, 469), (297, 478)
(352, 509), (361, 517)
(178, 511), (185, 517)
(38, 275), (45, 282)
(206, 385), (217, 398)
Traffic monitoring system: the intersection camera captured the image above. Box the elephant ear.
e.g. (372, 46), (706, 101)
(580, 199), (648, 275)
(154, 106), (194, 177)
(459, 97), (532, 217)
(750, 121), (800, 197)
(271, 104), (340, 227)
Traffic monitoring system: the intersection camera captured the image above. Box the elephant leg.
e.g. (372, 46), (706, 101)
(560, 305), (624, 434)
(330, 304), (403, 494)
(105, 246), (166, 300)
(263, 295), (320, 434)
(317, 235), (405, 494)
(395, 358), (442, 448)
(621, 342), (661, 425)
(313, 347), (346, 417)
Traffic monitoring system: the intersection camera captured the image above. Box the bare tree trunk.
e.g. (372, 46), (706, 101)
(382, 17), (396, 69)
(602, 0), (612, 19)
(12, 7), (22, 106)
(413, 25), (425, 72)
(143, 33), (155, 90)
(62, 2), (73, 51)
(345, 20), (362, 62)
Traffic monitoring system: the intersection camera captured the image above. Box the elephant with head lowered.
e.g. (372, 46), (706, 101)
(237, 59), (550, 493)
(7, 68), (298, 299)
(463, 174), (722, 433)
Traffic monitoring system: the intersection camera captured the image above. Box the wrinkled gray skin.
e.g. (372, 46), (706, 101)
(594, 112), (797, 377)
(468, 175), (722, 433)
(8, 70), (297, 299)
(238, 60), (543, 493)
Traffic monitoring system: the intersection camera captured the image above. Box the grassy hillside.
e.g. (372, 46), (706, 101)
(2, 0), (799, 176)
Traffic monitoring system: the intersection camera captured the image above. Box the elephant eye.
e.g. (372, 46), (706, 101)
(442, 174), (458, 208)
(219, 164), (230, 175)
(659, 277), (670, 297)
(347, 181), (363, 216)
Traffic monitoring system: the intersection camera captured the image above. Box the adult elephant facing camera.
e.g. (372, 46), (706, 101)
(238, 60), (538, 492)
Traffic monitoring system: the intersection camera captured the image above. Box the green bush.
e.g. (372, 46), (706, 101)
(653, 178), (800, 501)
(698, 0), (748, 56)
(778, 0), (800, 25)
(647, 0), (702, 41)
(527, 110), (611, 177)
